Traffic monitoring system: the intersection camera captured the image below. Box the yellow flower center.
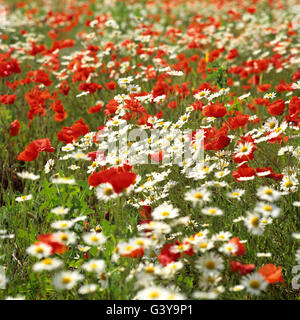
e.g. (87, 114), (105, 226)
(149, 291), (159, 299)
(145, 266), (155, 273)
(60, 234), (69, 241)
(285, 181), (293, 188)
(249, 280), (260, 289)
(251, 217), (260, 227)
(194, 192), (203, 199)
(264, 189), (273, 195)
(35, 247), (44, 253)
(104, 187), (113, 196)
(264, 205), (272, 211)
(90, 263), (98, 270)
(269, 122), (275, 129)
(62, 276), (72, 284)
(205, 261), (216, 270)
(42, 258), (52, 265)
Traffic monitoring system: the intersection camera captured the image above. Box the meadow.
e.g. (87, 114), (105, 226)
(0, 0), (299, 300)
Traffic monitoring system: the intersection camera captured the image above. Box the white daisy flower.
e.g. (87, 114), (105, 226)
(51, 207), (70, 216)
(26, 243), (52, 259)
(51, 220), (75, 230)
(136, 287), (170, 300)
(184, 188), (211, 207)
(53, 271), (84, 290)
(16, 194), (32, 202)
(82, 259), (105, 273)
(202, 207), (223, 217)
(95, 183), (118, 202)
(16, 171), (40, 180)
(196, 253), (224, 274)
(254, 202), (281, 218)
(241, 272), (268, 296)
(256, 186), (281, 202)
(82, 232), (106, 246)
(78, 284), (97, 295)
(33, 258), (63, 272)
(152, 202), (179, 220)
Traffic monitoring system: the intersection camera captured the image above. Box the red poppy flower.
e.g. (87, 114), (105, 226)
(59, 80), (70, 96)
(275, 79), (294, 93)
(168, 101), (177, 109)
(32, 69), (52, 86)
(202, 103), (227, 118)
(88, 103), (103, 113)
(79, 82), (102, 94)
(0, 94), (17, 104)
(193, 125), (230, 151)
(88, 165), (136, 193)
(286, 96), (300, 125)
(50, 99), (67, 122)
(9, 119), (21, 136)
(228, 112), (250, 130)
(0, 54), (21, 77)
(226, 49), (239, 60)
(255, 167), (283, 181)
(108, 171), (137, 193)
(258, 264), (285, 286)
(232, 163), (256, 182)
(247, 7), (257, 14)
(266, 99), (285, 116)
(257, 84), (271, 92)
(104, 99), (119, 116)
(158, 243), (180, 266)
(140, 205), (152, 219)
(25, 87), (52, 121)
(18, 138), (54, 161)
(254, 98), (270, 106)
(230, 261), (255, 275)
(57, 118), (89, 144)
(105, 81), (117, 90)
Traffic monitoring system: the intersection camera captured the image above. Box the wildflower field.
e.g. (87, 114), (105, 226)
(0, 0), (300, 301)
